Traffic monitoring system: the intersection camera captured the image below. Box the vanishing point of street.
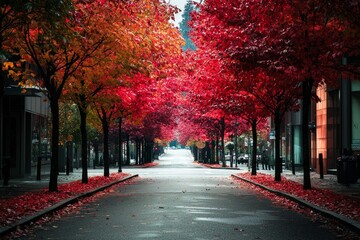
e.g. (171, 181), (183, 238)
(24, 149), (340, 240)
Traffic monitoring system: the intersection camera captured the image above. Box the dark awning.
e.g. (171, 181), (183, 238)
(4, 86), (43, 97)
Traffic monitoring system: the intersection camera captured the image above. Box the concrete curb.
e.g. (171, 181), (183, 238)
(231, 174), (360, 234)
(123, 163), (159, 169)
(209, 166), (240, 170)
(194, 162), (240, 170)
(0, 174), (139, 237)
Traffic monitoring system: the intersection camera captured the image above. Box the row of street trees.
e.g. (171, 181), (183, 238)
(178, 0), (360, 189)
(1, 0), (183, 191)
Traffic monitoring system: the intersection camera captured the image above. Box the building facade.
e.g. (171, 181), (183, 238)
(279, 79), (360, 174)
(3, 84), (50, 179)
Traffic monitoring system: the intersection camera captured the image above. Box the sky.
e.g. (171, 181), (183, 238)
(168, 0), (198, 27)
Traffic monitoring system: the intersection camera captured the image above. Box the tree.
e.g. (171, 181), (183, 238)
(84, 0), (183, 172)
(64, 0), (117, 183)
(94, 92), (116, 177)
(190, 0), (350, 189)
(14, 0), (106, 191)
(228, 92), (269, 175)
(0, 0), (67, 182)
(256, 0), (348, 189)
(180, 48), (238, 166)
(113, 82), (143, 170)
(179, 0), (196, 51)
(233, 71), (300, 179)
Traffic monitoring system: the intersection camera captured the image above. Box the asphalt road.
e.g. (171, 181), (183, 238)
(23, 149), (340, 240)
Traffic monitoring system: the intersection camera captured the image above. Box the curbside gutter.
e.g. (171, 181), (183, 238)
(231, 174), (360, 234)
(194, 162), (240, 170)
(209, 166), (240, 170)
(0, 174), (139, 237)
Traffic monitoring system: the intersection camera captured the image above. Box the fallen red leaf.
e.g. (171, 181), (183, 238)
(0, 172), (130, 227)
(234, 172), (360, 222)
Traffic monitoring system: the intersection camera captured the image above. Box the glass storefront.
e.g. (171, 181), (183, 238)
(293, 126), (302, 165)
(351, 81), (360, 153)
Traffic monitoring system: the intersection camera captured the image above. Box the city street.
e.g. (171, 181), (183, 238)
(23, 149), (340, 240)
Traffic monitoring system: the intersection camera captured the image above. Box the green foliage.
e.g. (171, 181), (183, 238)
(59, 102), (100, 144)
(59, 102), (80, 144)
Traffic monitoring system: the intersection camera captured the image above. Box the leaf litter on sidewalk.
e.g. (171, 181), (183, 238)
(233, 172), (360, 222)
(0, 172), (131, 227)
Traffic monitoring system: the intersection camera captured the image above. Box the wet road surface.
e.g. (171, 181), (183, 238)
(23, 149), (340, 240)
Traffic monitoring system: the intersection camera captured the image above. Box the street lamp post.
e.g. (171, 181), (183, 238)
(118, 117), (122, 173)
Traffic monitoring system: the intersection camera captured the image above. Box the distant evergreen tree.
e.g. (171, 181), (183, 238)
(179, 0), (196, 51)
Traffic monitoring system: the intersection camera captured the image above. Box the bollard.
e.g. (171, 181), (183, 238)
(37, 156), (41, 181)
(319, 153), (324, 179)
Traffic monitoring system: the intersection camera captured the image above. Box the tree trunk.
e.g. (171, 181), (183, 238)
(234, 135), (238, 168)
(144, 140), (153, 163)
(144, 140), (149, 163)
(102, 115), (110, 177)
(200, 148), (205, 162)
(220, 117), (226, 167)
(135, 139), (140, 165)
(126, 134), (130, 165)
(205, 141), (210, 163)
(138, 140), (141, 164)
(0, 73), (4, 180)
(215, 136), (219, 164)
(78, 101), (88, 183)
(140, 139), (145, 164)
(49, 96), (60, 191)
(274, 108), (282, 181)
(94, 139), (99, 168)
(302, 79), (312, 189)
(251, 119), (257, 175)
(193, 146), (198, 161)
(118, 118), (123, 172)
(210, 140), (216, 164)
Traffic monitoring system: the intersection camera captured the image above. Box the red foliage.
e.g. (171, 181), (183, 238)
(196, 162), (223, 168)
(140, 162), (159, 168)
(196, 162), (242, 169)
(0, 173), (130, 226)
(234, 172), (360, 222)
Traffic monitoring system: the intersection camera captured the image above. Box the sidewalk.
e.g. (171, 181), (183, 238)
(0, 168), (139, 238)
(231, 166), (360, 235)
(257, 168), (360, 200)
(198, 161), (360, 200)
(0, 168), (121, 199)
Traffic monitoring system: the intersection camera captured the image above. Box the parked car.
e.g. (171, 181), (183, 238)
(237, 154), (249, 164)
